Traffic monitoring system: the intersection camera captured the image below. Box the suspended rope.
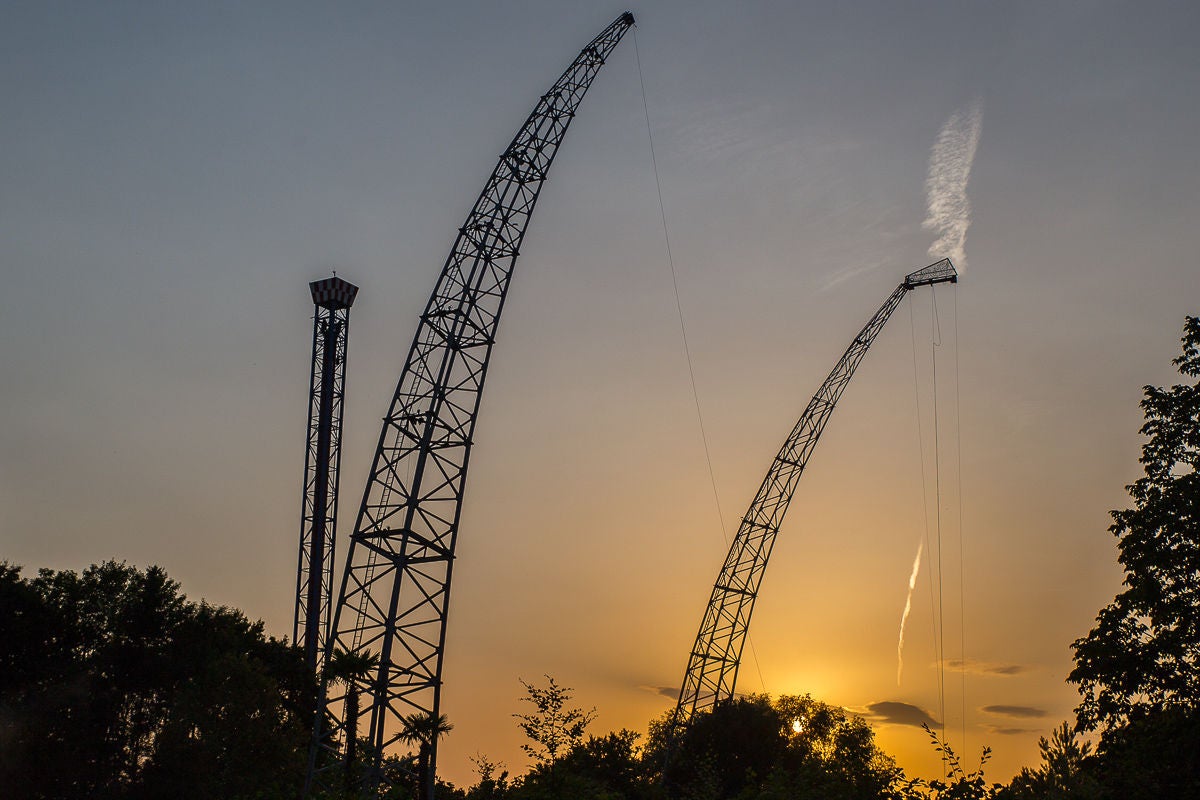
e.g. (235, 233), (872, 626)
(932, 286), (971, 759)
(953, 286), (968, 756)
(907, 300), (936, 667)
(910, 292), (946, 777)
(897, 296), (933, 694)
(931, 286), (947, 753)
(633, 28), (769, 694)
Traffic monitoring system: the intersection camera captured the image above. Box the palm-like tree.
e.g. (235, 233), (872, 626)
(399, 712), (454, 799)
(324, 647), (379, 784)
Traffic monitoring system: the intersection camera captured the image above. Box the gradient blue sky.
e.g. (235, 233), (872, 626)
(3, 0), (1198, 785)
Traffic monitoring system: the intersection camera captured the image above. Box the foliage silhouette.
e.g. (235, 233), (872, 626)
(649, 693), (910, 800)
(0, 561), (312, 800)
(465, 753), (510, 800)
(915, 724), (999, 800)
(999, 722), (1099, 800)
(1086, 707), (1200, 798)
(400, 711), (455, 797)
(324, 646), (380, 787)
(1059, 316), (1200, 797)
(512, 675), (596, 768)
(1070, 316), (1200, 736)
(514, 728), (656, 800)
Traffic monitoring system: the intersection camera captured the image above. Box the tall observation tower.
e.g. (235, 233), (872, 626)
(295, 275), (358, 672)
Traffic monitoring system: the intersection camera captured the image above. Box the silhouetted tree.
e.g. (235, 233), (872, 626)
(1070, 316), (1200, 736)
(650, 693), (908, 800)
(655, 694), (786, 799)
(915, 725), (999, 800)
(768, 694), (908, 799)
(325, 645), (380, 783)
(515, 728), (658, 800)
(512, 676), (596, 768)
(400, 711), (454, 797)
(465, 754), (510, 800)
(1084, 707), (1200, 798)
(1001, 722), (1099, 799)
(1054, 315), (1200, 798)
(0, 561), (312, 800)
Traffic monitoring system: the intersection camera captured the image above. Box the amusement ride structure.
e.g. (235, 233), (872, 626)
(304, 13), (637, 799)
(295, 276), (358, 676)
(672, 259), (958, 726)
(298, 10), (962, 796)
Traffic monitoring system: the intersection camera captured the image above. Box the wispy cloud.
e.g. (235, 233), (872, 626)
(669, 99), (799, 166)
(923, 100), (983, 271)
(981, 705), (1048, 719)
(639, 685), (680, 701)
(896, 536), (924, 685)
(863, 701), (940, 728)
(820, 257), (888, 291)
(942, 658), (1028, 677)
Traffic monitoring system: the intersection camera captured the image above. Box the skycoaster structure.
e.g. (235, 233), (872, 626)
(673, 259), (958, 725)
(305, 13), (636, 799)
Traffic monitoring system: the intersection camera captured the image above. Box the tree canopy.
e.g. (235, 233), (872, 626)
(512, 675), (596, 768)
(1070, 316), (1200, 734)
(650, 693), (910, 800)
(0, 560), (313, 800)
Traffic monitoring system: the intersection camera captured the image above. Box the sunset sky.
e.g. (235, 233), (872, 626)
(3, 0), (1199, 787)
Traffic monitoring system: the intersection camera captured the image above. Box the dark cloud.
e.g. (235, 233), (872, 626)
(944, 659), (1029, 676)
(865, 701), (939, 728)
(984, 665), (1028, 676)
(986, 725), (1041, 736)
(981, 705), (1048, 719)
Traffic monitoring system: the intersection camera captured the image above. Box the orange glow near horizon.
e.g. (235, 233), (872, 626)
(5, 3), (1190, 793)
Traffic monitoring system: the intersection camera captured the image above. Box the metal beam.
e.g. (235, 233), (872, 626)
(295, 276), (358, 674)
(674, 259), (958, 725)
(305, 13), (636, 799)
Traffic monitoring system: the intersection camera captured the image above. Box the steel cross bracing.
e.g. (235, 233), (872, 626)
(674, 259), (957, 725)
(295, 278), (357, 675)
(305, 12), (635, 798)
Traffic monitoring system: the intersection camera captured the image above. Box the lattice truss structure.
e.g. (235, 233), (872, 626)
(295, 277), (358, 674)
(306, 13), (635, 796)
(675, 259), (958, 724)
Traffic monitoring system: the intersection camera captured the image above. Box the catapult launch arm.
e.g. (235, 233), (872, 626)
(674, 259), (957, 724)
(305, 13), (636, 799)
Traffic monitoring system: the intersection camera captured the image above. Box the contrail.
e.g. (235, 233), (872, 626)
(897, 537), (924, 685)
(923, 100), (983, 271)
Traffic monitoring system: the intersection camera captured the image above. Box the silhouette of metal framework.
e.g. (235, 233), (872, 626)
(295, 276), (358, 674)
(305, 13), (635, 799)
(674, 259), (958, 724)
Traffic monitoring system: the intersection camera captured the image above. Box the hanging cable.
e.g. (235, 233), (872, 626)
(953, 286), (967, 755)
(931, 287), (947, 752)
(908, 299), (938, 669)
(911, 297), (945, 776)
(633, 29), (769, 694)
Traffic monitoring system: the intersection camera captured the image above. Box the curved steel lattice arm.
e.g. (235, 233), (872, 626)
(674, 259), (957, 724)
(305, 12), (635, 798)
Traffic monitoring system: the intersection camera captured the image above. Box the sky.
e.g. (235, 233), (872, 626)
(3, 0), (1199, 787)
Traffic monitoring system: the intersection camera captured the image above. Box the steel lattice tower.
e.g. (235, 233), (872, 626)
(295, 276), (358, 674)
(674, 259), (958, 725)
(305, 13), (635, 799)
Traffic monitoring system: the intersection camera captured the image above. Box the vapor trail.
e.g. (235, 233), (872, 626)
(923, 100), (983, 271)
(897, 537), (924, 685)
